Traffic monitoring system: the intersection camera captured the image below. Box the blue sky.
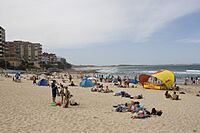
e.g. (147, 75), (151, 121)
(1, 0), (200, 65)
(46, 9), (200, 65)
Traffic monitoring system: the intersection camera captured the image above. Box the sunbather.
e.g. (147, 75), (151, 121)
(132, 94), (143, 99)
(91, 87), (98, 92)
(103, 86), (113, 93)
(171, 91), (179, 100)
(114, 104), (129, 112)
(97, 87), (104, 92)
(151, 108), (163, 116)
(165, 91), (172, 98)
(113, 91), (132, 98)
(128, 101), (142, 113)
(70, 99), (79, 106)
(131, 110), (151, 119)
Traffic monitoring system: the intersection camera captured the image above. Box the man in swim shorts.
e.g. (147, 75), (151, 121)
(51, 80), (57, 103)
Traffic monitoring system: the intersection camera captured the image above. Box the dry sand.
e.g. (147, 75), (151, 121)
(0, 76), (200, 133)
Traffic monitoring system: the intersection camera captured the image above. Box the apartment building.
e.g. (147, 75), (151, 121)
(57, 57), (67, 64)
(6, 41), (42, 67)
(0, 26), (6, 58)
(42, 52), (57, 64)
(5, 41), (22, 67)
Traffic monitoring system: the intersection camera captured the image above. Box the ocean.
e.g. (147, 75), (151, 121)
(3, 69), (25, 74)
(75, 64), (200, 84)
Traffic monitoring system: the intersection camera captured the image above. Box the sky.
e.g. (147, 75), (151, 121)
(1, 0), (200, 65)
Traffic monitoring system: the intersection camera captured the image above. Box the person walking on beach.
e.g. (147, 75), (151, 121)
(33, 76), (37, 85)
(51, 80), (57, 103)
(69, 74), (73, 82)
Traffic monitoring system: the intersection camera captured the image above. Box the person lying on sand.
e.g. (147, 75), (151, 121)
(91, 87), (98, 92)
(97, 87), (104, 92)
(132, 94), (143, 99)
(179, 91), (185, 94)
(70, 99), (79, 106)
(113, 104), (129, 112)
(128, 101), (143, 113)
(112, 101), (143, 113)
(131, 110), (151, 119)
(131, 108), (162, 119)
(113, 91), (132, 98)
(151, 108), (163, 116)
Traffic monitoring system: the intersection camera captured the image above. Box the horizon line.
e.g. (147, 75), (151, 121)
(73, 63), (200, 67)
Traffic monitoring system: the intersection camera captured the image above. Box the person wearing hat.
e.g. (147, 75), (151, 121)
(51, 80), (57, 103)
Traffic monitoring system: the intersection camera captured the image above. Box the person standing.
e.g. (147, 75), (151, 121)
(51, 80), (57, 103)
(33, 76), (37, 85)
(69, 74), (72, 82)
(64, 86), (71, 108)
(59, 84), (65, 104)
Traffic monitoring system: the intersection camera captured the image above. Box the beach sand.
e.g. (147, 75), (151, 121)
(0, 76), (200, 133)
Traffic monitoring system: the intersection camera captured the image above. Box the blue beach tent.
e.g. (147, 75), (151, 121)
(38, 79), (49, 86)
(129, 79), (139, 84)
(80, 77), (94, 87)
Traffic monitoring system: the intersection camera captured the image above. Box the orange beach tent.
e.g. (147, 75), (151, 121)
(139, 70), (175, 90)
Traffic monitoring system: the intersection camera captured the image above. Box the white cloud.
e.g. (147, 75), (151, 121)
(178, 38), (200, 44)
(1, 0), (200, 48)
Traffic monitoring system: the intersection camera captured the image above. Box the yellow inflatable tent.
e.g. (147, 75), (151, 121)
(139, 70), (175, 90)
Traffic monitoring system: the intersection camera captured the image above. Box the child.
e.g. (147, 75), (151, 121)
(63, 86), (71, 108)
(59, 84), (65, 104)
